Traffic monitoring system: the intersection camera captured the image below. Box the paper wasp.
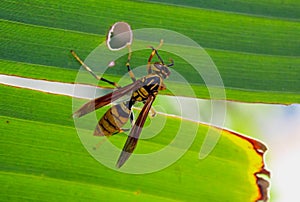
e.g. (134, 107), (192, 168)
(72, 37), (173, 168)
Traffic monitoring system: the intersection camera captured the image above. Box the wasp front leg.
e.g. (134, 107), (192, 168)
(71, 50), (120, 88)
(125, 45), (137, 82)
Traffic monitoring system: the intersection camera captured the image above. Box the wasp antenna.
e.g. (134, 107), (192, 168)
(148, 45), (155, 50)
(148, 39), (163, 50)
(154, 49), (164, 65)
(156, 39), (164, 50)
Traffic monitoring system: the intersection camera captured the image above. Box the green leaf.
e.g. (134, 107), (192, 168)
(4, 0), (299, 201)
(0, 84), (269, 201)
(1, 0), (300, 104)
(143, 0), (300, 19)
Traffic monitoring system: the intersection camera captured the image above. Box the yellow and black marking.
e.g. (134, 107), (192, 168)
(131, 75), (162, 102)
(94, 102), (131, 136)
(132, 87), (149, 101)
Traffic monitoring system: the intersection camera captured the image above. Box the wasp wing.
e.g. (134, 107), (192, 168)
(73, 80), (143, 118)
(116, 94), (156, 168)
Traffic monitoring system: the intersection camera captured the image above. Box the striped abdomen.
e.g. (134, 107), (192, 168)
(94, 102), (130, 136)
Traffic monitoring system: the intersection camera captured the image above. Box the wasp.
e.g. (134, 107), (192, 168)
(71, 40), (173, 168)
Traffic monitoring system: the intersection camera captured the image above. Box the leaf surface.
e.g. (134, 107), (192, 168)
(0, 84), (269, 201)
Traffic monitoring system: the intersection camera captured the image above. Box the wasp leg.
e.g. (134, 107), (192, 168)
(142, 100), (156, 118)
(120, 128), (130, 133)
(126, 45), (137, 82)
(129, 111), (135, 125)
(93, 137), (108, 150)
(92, 130), (122, 151)
(92, 127), (131, 150)
(149, 107), (157, 118)
(70, 50), (120, 88)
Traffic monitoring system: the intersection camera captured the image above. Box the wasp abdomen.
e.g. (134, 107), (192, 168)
(94, 102), (130, 136)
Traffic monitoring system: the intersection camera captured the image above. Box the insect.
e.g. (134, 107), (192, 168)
(71, 40), (174, 168)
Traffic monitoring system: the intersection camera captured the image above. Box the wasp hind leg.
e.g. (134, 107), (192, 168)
(117, 107), (135, 133)
(93, 125), (127, 151)
(119, 112), (135, 133)
(149, 107), (157, 118)
(119, 128), (130, 133)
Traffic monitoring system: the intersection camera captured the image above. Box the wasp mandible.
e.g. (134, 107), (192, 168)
(71, 39), (174, 168)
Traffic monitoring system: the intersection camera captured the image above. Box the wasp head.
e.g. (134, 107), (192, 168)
(152, 59), (173, 79)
